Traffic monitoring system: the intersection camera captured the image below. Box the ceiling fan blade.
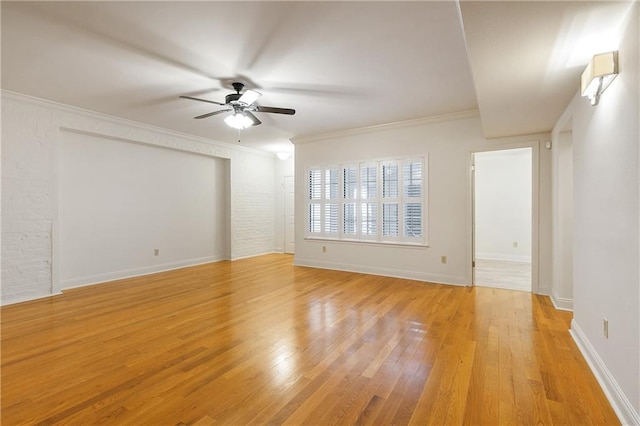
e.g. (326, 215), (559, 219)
(245, 111), (262, 126)
(180, 95), (226, 106)
(194, 109), (230, 119)
(238, 89), (262, 106)
(256, 105), (296, 115)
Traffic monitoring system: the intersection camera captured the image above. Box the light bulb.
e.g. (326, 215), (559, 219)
(225, 113), (253, 130)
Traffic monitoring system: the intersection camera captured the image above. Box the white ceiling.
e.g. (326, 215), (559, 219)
(1, 1), (634, 153)
(460, 0), (634, 138)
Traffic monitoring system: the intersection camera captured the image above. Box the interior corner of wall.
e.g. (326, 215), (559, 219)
(550, 290), (573, 311)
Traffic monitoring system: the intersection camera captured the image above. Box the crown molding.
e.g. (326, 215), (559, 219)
(292, 109), (480, 145)
(1, 90), (273, 158)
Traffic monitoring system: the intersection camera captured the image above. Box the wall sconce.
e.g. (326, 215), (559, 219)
(276, 152), (291, 160)
(581, 51), (618, 106)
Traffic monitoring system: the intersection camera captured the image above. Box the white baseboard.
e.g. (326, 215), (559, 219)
(293, 258), (467, 286)
(550, 292), (573, 311)
(1, 290), (64, 306)
(60, 255), (224, 290)
(231, 250), (278, 261)
(476, 252), (531, 262)
(570, 319), (640, 425)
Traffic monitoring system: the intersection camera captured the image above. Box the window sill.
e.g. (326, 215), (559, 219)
(304, 237), (429, 249)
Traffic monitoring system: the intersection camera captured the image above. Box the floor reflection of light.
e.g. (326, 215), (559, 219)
(308, 300), (337, 331)
(271, 345), (296, 386)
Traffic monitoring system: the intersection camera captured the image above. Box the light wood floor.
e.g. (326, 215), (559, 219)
(475, 259), (532, 292)
(2, 254), (618, 425)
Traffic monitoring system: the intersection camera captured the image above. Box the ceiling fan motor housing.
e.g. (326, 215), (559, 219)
(225, 93), (242, 104)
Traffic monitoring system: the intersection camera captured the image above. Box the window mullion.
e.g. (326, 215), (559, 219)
(322, 168), (329, 237)
(377, 161), (383, 242)
(356, 164), (361, 239)
(338, 165), (344, 239)
(398, 161), (405, 242)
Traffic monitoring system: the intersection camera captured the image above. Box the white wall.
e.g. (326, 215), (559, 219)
(475, 148), (532, 262)
(293, 112), (552, 292)
(58, 130), (229, 288)
(551, 3), (639, 422)
(1, 92), (276, 305)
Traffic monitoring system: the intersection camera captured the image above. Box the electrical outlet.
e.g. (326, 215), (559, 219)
(513, 241), (518, 248)
(441, 256), (447, 264)
(322, 246), (327, 253)
(603, 318), (609, 339)
(154, 249), (159, 256)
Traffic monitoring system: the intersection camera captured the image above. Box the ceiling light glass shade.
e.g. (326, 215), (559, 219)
(224, 113), (254, 130)
(238, 89), (261, 106)
(581, 51), (618, 106)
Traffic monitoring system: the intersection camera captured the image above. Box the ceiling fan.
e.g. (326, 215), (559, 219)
(180, 82), (295, 130)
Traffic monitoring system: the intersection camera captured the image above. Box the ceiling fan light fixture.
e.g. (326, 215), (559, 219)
(224, 112), (254, 130)
(182, 82), (294, 130)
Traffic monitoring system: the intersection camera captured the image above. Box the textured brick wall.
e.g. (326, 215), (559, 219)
(1, 100), (58, 303)
(1, 93), (276, 305)
(231, 154), (277, 259)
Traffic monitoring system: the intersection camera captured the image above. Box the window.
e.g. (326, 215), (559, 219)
(306, 157), (426, 245)
(308, 166), (339, 237)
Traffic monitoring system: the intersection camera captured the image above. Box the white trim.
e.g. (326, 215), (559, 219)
(59, 126), (231, 159)
(1, 291), (65, 306)
(1, 90), (272, 158)
(293, 109), (480, 144)
(305, 237), (428, 249)
(294, 258), (467, 286)
(570, 320), (640, 426)
(60, 256), (224, 290)
(550, 292), (573, 311)
(230, 251), (278, 261)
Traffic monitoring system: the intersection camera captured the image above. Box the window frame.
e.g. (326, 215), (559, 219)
(305, 155), (428, 247)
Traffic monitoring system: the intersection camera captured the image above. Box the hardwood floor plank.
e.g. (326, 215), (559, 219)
(1, 254), (620, 425)
(354, 394), (385, 425)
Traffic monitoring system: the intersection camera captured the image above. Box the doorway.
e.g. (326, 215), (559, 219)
(473, 148), (533, 291)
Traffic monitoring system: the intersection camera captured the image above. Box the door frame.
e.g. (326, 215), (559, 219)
(467, 140), (540, 293)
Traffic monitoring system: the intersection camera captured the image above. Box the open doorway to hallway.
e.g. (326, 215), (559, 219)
(473, 148), (533, 292)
